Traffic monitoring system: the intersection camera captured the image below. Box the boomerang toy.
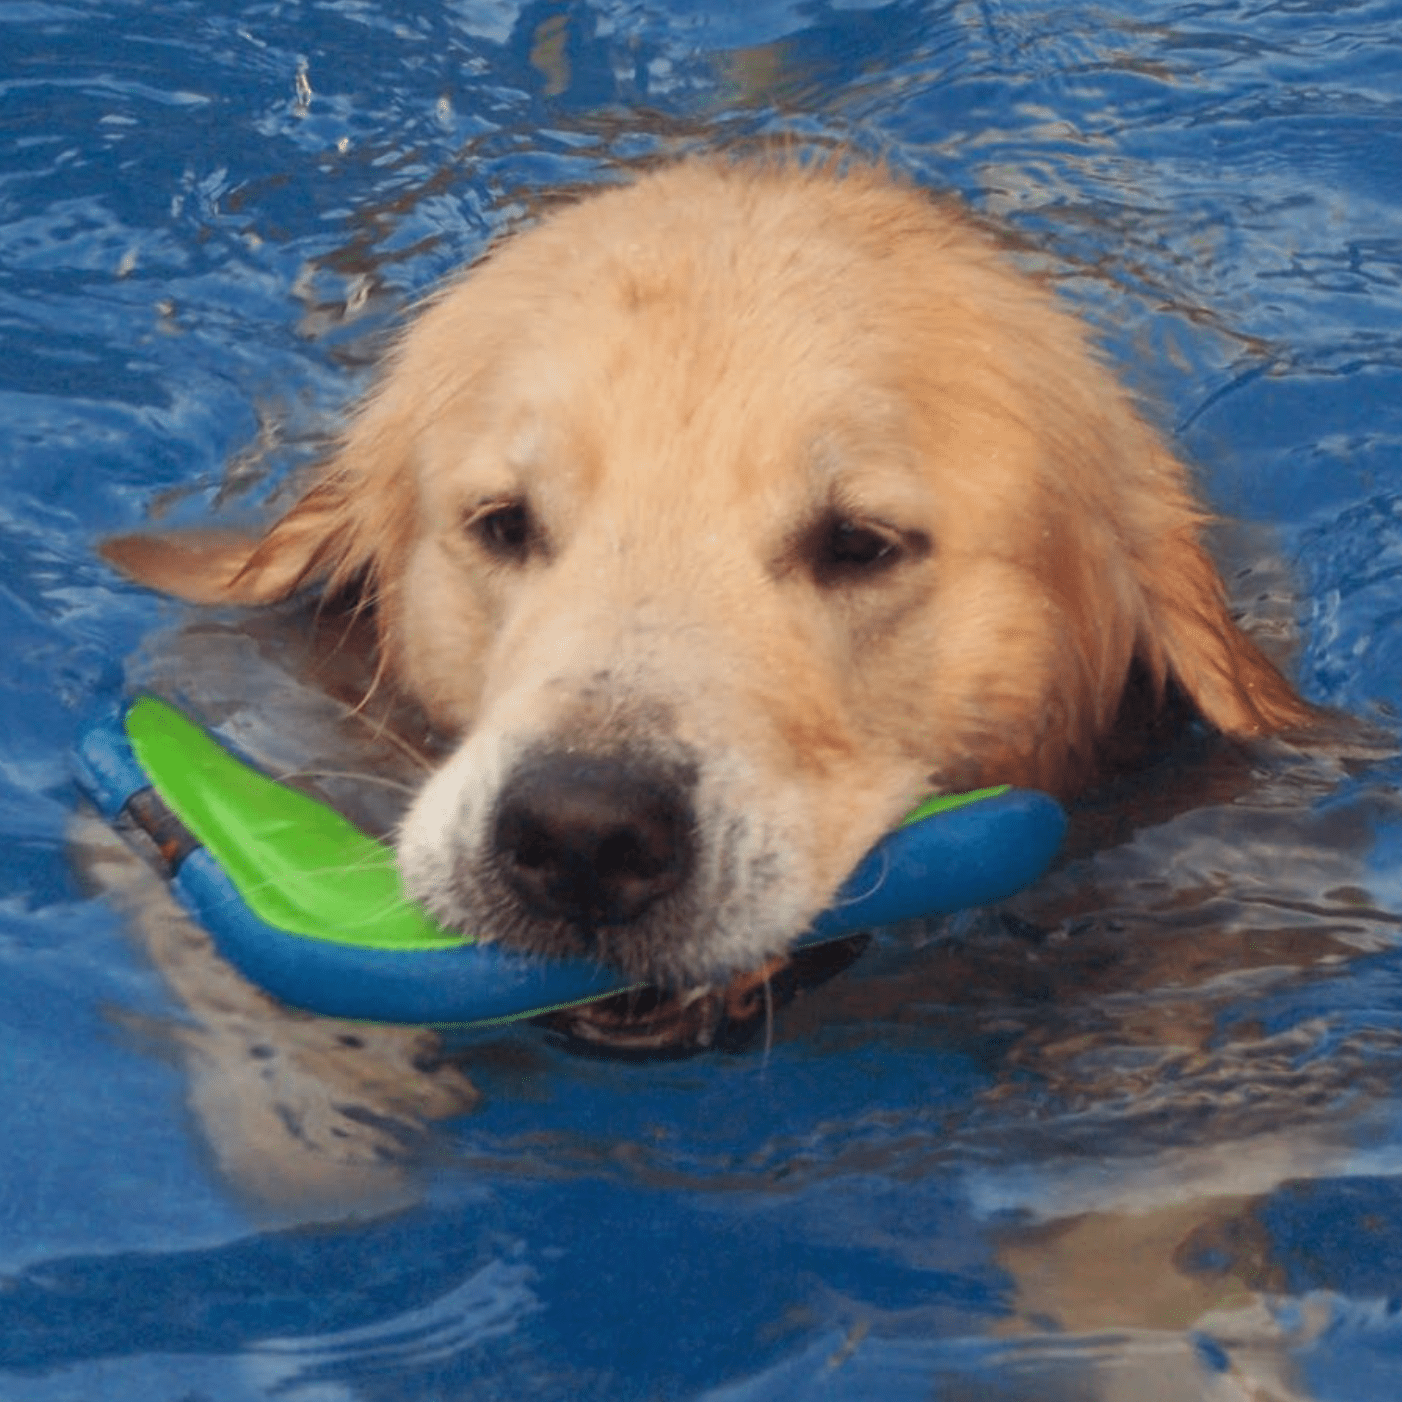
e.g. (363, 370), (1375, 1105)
(74, 696), (1066, 1025)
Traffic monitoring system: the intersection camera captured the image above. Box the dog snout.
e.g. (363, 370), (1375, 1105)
(492, 752), (696, 930)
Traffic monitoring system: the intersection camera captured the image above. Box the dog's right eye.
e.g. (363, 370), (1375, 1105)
(467, 500), (536, 562)
(806, 513), (907, 586)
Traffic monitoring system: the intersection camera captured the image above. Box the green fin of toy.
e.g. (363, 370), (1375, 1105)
(124, 695), (467, 950)
(899, 785), (1008, 825)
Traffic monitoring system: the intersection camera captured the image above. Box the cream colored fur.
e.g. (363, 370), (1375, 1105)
(104, 159), (1313, 983)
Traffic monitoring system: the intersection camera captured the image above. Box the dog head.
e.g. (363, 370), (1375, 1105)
(105, 160), (1313, 983)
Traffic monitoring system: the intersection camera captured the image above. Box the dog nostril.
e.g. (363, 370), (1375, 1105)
(597, 826), (670, 881)
(510, 817), (561, 874)
(492, 754), (694, 928)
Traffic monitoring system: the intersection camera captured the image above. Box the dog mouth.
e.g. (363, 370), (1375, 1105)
(399, 735), (816, 987)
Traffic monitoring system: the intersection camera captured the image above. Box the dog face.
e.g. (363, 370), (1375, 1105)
(105, 160), (1313, 984)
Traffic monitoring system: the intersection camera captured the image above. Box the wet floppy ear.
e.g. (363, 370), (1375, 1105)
(102, 481), (356, 606)
(102, 408), (413, 607)
(1135, 514), (1318, 738)
(101, 527), (281, 605)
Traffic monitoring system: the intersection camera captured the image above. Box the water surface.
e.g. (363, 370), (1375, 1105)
(4, 2), (1402, 1398)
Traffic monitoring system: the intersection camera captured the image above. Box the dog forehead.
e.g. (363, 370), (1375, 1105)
(465, 177), (923, 373)
(408, 168), (1060, 537)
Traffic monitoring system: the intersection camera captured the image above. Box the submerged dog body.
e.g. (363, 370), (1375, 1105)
(106, 159), (1313, 984)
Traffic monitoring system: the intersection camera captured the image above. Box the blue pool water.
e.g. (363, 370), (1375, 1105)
(5, 1), (1402, 1397)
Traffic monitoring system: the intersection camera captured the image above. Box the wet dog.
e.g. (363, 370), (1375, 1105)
(104, 158), (1314, 988)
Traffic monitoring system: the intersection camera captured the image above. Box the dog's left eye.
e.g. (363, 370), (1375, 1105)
(467, 500), (537, 561)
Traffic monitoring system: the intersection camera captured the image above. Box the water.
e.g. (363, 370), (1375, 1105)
(4, 1), (1402, 1397)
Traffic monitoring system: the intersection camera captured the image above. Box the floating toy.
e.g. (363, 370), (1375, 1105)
(74, 697), (1066, 1026)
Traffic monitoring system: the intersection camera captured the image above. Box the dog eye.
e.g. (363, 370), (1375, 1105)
(468, 500), (536, 561)
(811, 516), (902, 584)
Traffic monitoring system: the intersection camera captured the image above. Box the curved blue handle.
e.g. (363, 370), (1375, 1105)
(806, 788), (1067, 941)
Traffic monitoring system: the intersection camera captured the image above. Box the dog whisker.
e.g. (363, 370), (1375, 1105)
(272, 767), (420, 796)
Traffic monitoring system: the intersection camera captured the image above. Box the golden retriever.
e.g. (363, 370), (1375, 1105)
(104, 158), (1314, 988)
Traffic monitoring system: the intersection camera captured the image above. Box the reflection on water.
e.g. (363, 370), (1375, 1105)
(3, 0), (1402, 1398)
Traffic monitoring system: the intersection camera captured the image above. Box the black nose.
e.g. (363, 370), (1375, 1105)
(492, 753), (695, 928)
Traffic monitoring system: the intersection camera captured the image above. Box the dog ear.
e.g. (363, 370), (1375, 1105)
(101, 477), (356, 605)
(101, 527), (271, 605)
(103, 396), (414, 608)
(1134, 512), (1317, 738)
